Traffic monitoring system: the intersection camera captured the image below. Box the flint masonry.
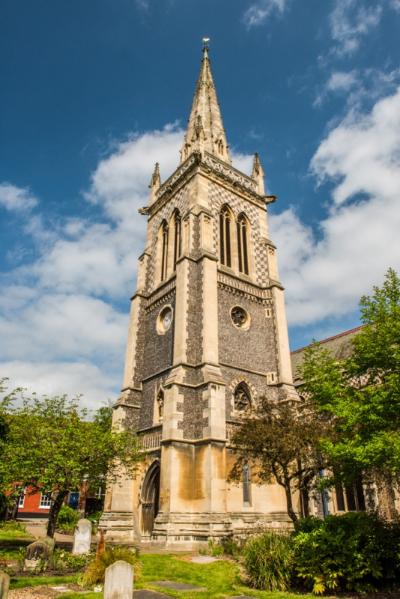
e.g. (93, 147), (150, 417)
(101, 46), (298, 547)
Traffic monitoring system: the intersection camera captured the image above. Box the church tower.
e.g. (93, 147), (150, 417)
(102, 46), (297, 547)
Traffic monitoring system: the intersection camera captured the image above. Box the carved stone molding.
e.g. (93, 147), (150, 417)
(202, 152), (257, 194)
(145, 280), (176, 311)
(217, 272), (272, 304)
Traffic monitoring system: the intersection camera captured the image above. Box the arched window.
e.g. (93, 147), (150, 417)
(173, 210), (182, 270)
(219, 206), (232, 267)
(156, 389), (164, 422)
(161, 220), (168, 281)
(242, 463), (251, 506)
(234, 382), (251, 412)
(237, 213), (249, 275)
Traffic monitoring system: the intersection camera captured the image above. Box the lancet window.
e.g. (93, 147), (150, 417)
(161, 220), (169, 282)
(237, 213), (249, 275)
(242, 463), (252, 506)
(219, 206), (232, 267)
(173, 210), (182, 270)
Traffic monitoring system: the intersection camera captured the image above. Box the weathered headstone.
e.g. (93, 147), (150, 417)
(0, 570), (10, 599)
(104, 560), (134, 599)
(72, 518), (92, 554)
(24, 536), (55, 571)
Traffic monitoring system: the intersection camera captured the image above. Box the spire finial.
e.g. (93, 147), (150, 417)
(202, 37), (210, 54)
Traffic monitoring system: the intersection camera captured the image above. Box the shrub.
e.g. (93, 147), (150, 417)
(53, 548), (92, 572)
(81, 545), (139, 587)
(57, 505), (79, 534)
(243, 531), (293, 591)
(86, 510), (102, 533)
(292, 512), (400, 594)
(220, 534), (246, 559)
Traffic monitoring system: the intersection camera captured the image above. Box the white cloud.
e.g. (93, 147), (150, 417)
(0, 183), (38, 212)
(0, 124), (256, 408)
(272, 87), (400, 326)
(326, 71), (359, 92)
(87, 124), (183, 223)
(243, 0), (288, 28)
(311, 88), (400, 205)
(1, 361), (116, 411)
(329, 0), (382, 56)
(315, 68), (400, 108)
(0, 292), (127, 363)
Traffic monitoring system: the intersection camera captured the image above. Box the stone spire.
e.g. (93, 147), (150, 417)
(149, 162), (161, 204)
(251, 153), (265, 195)
(180, 44), (231, 164)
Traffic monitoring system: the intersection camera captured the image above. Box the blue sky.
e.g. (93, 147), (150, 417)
(1, 0), (400, 408)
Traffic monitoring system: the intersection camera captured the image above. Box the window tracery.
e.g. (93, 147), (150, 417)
(234, 382), (251, 412)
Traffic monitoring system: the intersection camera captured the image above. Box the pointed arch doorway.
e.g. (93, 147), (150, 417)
(141, 461), (160, 536)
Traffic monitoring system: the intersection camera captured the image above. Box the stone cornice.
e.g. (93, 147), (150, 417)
(141, 151), (275, 218)
(217, 271), (272, 304)
(145, 278), (176, 311)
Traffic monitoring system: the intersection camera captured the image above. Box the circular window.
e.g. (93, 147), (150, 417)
(231, 306), (250, 330)
(157, 305), (173, 334)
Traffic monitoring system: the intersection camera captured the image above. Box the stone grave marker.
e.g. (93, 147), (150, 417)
(0, 570), (10, 599)
(24, 536), (55, 571)
(72, 518), (92, 554)
(104, 560), (134, 599)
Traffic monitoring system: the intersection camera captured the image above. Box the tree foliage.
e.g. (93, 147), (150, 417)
(230, 397), (329, 522)
(0, 391), (141, 536)
(301, 268), (400, 492)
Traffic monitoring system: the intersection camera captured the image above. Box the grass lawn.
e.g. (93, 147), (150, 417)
(60, 553), (314, 599)
(0, 521), (34, 542)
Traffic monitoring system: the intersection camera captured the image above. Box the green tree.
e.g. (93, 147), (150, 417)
(230, 397), (328, 523)
(0, 392), (141, 537)
(301, 269), (400, 511)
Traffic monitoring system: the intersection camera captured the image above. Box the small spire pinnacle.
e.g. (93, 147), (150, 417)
(149, 162), (161, 203)
(180, 43), (231, 164)
(251, 153), (265, 195)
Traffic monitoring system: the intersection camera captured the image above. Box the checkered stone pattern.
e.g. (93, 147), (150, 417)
(208, 181), (269, 286)
(146, 187), (187, 292)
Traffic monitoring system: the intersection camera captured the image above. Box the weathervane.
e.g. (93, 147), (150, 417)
(202, 37), (210, 51)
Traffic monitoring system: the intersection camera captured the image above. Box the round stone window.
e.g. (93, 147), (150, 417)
(157, 305), (173, 335)
(231, 306), (250, 330)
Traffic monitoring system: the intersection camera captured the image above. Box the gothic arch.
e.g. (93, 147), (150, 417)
(229, 376), (258, 402)
(140, 460), (160, 536)
(233, 382), (252, 412)
(154, 387), (164, 423)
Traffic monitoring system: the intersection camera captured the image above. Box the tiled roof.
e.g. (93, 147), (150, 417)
(291, 325), (363, 385)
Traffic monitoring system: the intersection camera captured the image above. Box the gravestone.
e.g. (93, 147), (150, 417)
(72, 518), (92, 554)
(24, 536), (55, 571)
(0, 570), (10, 599)
(104, 560), (134, 599)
